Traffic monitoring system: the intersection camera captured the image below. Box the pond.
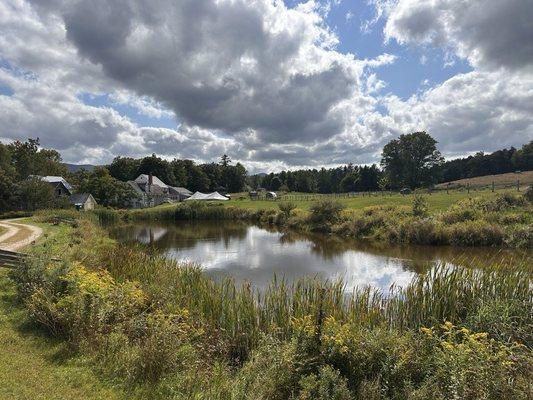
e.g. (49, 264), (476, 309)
(109, 220), (531, 293)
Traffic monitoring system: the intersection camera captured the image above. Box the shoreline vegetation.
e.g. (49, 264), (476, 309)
(5, 197), (532, 399)
(95, 190), (533, 249)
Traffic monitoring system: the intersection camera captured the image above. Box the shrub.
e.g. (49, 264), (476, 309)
(439, 208), (477, 224)
(278, 201), (297, 218)
(308, 200), (345, 232)
(297, 365), (351, 400)
(320, 319), (432, 396)
(504, 225), (533, 248)
(412, 194), (429, 217)
(445, 220), (504, 247)
(394, 218), (443, 245)
(421, 322), (531, 399)
(233, 338), (301, 400)
(24, 261), (146, 342)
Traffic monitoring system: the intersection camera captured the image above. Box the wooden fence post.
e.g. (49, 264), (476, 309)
(517, 179), (520, 192)
(492, 181), (494, 192)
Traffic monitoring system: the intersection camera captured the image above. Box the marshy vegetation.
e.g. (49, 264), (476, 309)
(7, 209), (533, 399)
(95, 190), (533, 249)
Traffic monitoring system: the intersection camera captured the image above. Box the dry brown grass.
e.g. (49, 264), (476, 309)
(435, 170), (533, 190)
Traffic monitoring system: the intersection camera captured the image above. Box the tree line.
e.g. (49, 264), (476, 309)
(0, 139), (249, 212)
(1, 135), (531, 213)
(106, 153), (247, 193)
(254, 133), (532, 192)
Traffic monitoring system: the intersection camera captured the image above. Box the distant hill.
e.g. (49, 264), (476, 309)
(63, 163), (96, 173)
(435, 170), (533, 190)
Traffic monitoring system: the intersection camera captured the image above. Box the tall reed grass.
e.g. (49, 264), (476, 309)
(104, 245), (532, 356)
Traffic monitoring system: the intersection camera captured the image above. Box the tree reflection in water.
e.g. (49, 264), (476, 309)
(109, 221), (531, 292)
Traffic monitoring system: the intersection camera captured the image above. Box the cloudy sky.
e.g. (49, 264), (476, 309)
(0, 0), (532, 172)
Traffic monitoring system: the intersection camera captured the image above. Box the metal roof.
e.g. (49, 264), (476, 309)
(134, 174), (169, 188)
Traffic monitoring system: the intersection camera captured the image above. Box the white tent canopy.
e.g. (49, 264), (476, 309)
(185, 191), (229, 201)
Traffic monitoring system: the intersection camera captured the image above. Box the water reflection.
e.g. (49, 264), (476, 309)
(109, 221), (531, 292)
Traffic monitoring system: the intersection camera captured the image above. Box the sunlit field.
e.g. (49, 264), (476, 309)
(224, 188), (516, 212)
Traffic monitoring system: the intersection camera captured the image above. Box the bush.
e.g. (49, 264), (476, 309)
(412, 194), (429, 217)
(320, 319), (432, 396)
(421, 322), (531, 399)
(504, 225), (533, 248)
(93, 313), (200, 385)
(439, 208), (477, 224)
(445, 220), (505, 247)
(22, 260), (146, 342)
(297, 365), (351, 400)
(278, 201), (297, 218)
(233, 338), (302, 400)
(308, 200), (345, 232)
(394, 218), (443, 245)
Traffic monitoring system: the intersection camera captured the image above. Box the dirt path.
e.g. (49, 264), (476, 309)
(0, 219), (43, 251)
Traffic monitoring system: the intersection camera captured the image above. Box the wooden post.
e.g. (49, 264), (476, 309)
(467, 183), (470, 194)
(492, 181), (494, 192)
(446, 183), (449, 195)
(517, 179), (520, 192)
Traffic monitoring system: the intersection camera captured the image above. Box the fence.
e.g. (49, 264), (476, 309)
(247, 180), (527, 202)
(0, 249), (26, 268)
(0, 249), (61, 268)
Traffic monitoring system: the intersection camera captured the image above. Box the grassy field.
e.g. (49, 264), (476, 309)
(225, 188), (512, 212)
(0, 223), (126, 400)
(435, 170), (533, 190)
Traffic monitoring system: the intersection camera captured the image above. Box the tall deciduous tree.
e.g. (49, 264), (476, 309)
(7, 138), (67, 180)
(76, 167), (137, 208)
(108, 156), (141, 182)
(381, 132), (443, 189)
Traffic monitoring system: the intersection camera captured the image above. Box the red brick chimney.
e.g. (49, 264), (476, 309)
(149, 172), (153, 186)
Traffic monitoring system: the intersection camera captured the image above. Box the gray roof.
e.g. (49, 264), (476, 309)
(127, 181), (145, 196)
(69, 193), (94, 205)
(134, 174), (169, 188)
(29, 175), (73, 191)
(170, 186), (192, 196)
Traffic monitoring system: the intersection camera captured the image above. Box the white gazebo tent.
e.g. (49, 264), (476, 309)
(185, 191), (229, 201)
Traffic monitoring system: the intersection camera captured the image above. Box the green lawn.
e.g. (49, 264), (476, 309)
(0, 220), (127, 400)
(0, 269), (126, 400)
(225, 188), (510, 212)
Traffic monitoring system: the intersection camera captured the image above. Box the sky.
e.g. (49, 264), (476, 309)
(0, 0), (532, 173)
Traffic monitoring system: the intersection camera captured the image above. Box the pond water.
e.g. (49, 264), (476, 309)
(109, 221), (531, 293)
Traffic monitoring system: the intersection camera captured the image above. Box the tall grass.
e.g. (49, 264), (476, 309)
(10, 213), (533, 397)
(103, 245), (532, 355)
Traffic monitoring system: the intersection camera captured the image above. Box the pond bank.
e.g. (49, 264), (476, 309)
(96, 192), (533, 249)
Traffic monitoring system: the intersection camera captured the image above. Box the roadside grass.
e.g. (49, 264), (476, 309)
(224, 188), (512, 212)
(0, 225), (6, 236)
(0, 268), (125, 400)
(0, 220), (127, 400)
